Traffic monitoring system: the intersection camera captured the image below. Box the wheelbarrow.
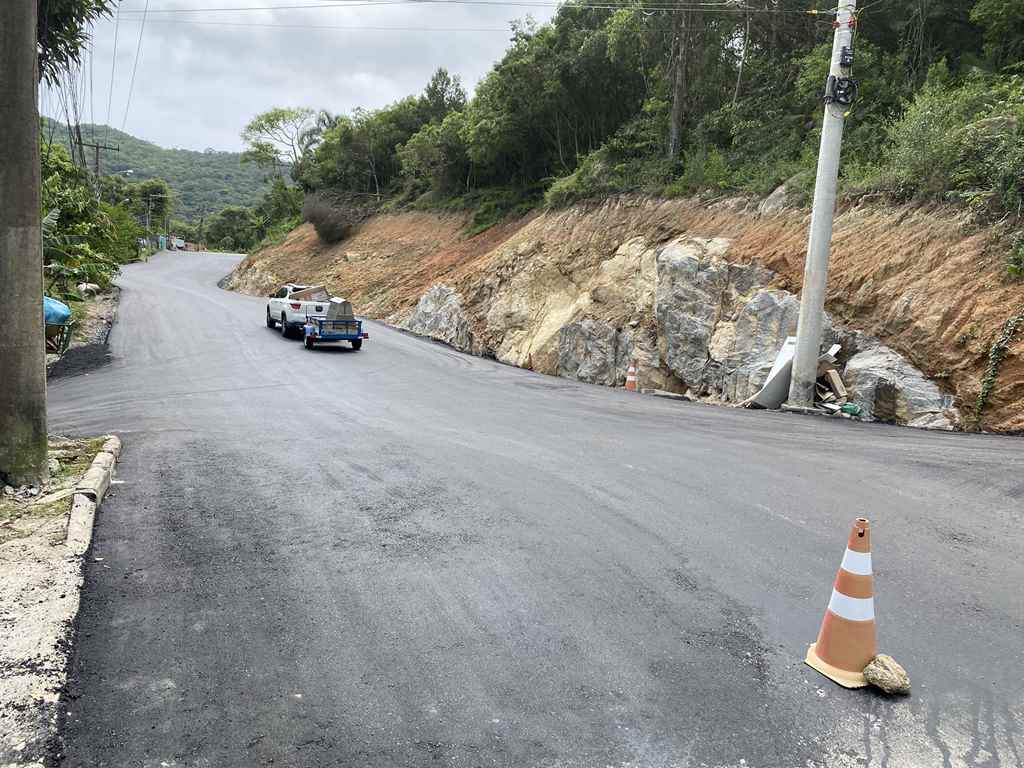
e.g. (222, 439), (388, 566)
(44, 296), (74, 354)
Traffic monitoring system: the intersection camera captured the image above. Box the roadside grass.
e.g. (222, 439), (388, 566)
(0, 437), (106, 545)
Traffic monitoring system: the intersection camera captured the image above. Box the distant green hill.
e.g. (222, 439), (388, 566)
(42, 119), (272, 221)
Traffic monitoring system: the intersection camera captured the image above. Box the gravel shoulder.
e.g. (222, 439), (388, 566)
(0, 444), (122, 765)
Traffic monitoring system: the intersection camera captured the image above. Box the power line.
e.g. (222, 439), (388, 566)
(121, 0), (150, 132)
(115, 0), (828, 14)
(112, 3), (838, 34)
(89, 29), (96, 143)
(76, 44), (89, 118)
(105, 0), (123, 145)
(132, 18), (512, 30)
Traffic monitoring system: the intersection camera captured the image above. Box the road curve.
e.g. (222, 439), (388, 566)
(49, 251), (1023, 767)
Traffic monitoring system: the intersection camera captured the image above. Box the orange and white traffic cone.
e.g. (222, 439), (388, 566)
(805, 517), (877, 688)
(625, 359), (639, 392)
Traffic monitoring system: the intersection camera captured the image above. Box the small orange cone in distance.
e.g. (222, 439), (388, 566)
(625, 359), (639, 392)
(805, 517), (877, 688)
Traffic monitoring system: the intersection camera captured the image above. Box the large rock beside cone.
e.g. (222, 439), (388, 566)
(863, 654), (911, 695)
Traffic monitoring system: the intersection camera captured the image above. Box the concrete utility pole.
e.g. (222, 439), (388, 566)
(786, 0), (857, 409)
(0, 0), (48, 485)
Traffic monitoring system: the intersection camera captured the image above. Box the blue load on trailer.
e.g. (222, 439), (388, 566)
(302, 297), (368, 351)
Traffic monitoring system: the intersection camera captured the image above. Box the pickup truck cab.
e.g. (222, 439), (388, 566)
(266, 284), (331, 338)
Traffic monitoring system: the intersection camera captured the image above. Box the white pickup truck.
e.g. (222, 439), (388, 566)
(265, 284), (331, 339)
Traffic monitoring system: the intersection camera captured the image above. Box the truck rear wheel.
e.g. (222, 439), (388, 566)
(351, 339), (362, 350)
(266, 309), (275, 328)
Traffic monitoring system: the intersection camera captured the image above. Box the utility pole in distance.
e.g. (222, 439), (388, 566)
(0, 0), (48, 485)
(80, 139), (119, 177)
(143, 193), (168, 258)
(786, 0), (858, 409)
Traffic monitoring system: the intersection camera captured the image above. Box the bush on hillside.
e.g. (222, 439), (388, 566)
(301, 193), (373, 243)
(885, 68), (1024, 214)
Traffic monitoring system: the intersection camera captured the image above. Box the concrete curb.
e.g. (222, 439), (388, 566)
(65, 436), (120, 556)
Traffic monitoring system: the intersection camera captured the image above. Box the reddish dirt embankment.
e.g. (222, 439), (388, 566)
(229, 212), (530, 320)
(228, 197), (1023, 432)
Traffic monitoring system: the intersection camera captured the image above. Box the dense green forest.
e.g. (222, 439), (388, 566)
(231, 0), (1024, 268)
(41, 118), (273, 221)
(40, 139), (145, 301)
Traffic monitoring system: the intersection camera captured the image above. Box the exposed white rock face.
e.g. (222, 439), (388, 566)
(557, 319), (633, 386)
(757, 184), (789, 216)
(406, 285), (475, 352)
(654, 238), (735, 392)
(843, 346), (959, 430)
(654, 237), (781, 397)
(405, 237), (957, 431)
(718, 289), (802, 403)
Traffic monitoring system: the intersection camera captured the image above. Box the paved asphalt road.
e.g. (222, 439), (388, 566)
(49, 251), (1023, 768)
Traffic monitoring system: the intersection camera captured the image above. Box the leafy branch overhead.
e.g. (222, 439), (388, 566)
(37, 0), (114, 84)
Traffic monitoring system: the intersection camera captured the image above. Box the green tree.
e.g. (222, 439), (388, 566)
(241, 107), (316, 175)
(972, 0), (1024, 67)
(399, 111), (471, 196)
(287, 0), (1019, 222)
(256, 176), (303, 223)
(423, 68), (467, 123)
(169, 218), (198, 242)
(41, 142), (139, 297)
(206, 206), (259, 251)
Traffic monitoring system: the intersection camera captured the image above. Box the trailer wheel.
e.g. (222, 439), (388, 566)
(351, 339), (363, 350)
(304, 336), (315, 350)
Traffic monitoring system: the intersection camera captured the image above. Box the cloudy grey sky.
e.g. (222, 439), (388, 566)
(41, 0), (556, 152)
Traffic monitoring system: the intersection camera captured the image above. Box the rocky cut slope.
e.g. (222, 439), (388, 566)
(227, 195), (1024, 433)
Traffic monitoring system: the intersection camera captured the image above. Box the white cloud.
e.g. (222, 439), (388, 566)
(41, 0), (554, 151)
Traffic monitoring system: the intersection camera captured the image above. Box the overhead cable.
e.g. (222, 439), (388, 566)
(121, 0), (151, 132)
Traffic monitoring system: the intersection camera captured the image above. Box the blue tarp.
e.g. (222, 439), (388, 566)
(44, 296), (72, 325)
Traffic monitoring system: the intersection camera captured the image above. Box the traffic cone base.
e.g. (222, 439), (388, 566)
(805, 642), (868, 688)
(625, 359), (639, 392)
(804, 517), (877, 689)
